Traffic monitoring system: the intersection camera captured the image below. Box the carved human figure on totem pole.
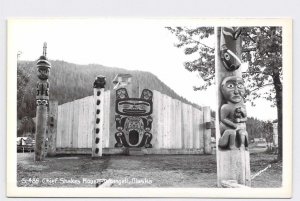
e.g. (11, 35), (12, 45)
(36, 43), (51, 107)
(114, 88), (153, 148)
(218, 76), (249, 150)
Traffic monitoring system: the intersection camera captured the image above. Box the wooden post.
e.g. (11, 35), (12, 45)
(92, 75), (106, 158)
(35, 42), (51, 161)
(216, 27), (251, 186)
(47, 100), (58, 156)
(203, 106), (212, 154)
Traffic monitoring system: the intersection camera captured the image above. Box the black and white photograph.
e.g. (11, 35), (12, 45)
(6, 18), (292, 197)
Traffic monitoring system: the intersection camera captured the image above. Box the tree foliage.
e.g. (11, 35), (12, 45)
(165, 27), (215, 90)
(246, 117), (273, 141)
(17, 67), (30, 116)
(241, 27), (282, 106)
(17, 116), (35, 137)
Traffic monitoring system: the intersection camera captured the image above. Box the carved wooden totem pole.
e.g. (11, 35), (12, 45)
(47, 100), (58, 157)
(216, 27), (251, 187)
(92, 75), (106, 158)
(35, 42), (51, 161)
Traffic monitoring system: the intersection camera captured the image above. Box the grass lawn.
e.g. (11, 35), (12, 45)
(17, 152), (281, 188)
(250, 152), (282, 188)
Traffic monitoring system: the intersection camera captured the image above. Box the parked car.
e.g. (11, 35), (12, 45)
(17, 137), (35, 152)
(255, 138), (267, 148)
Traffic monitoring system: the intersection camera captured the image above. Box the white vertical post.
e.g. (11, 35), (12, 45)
(203, 106), (212, 154)
(92, 76), (106, 158)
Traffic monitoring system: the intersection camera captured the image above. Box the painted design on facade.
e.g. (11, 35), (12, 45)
(218, 76), (249, 150)
(114, 88), (153, 148)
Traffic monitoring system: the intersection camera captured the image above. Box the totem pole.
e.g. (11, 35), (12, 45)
(47, 100), (58, 157)
(216, 27), (251, 187)
(92, 75), (106, 158)
(35, 42), (51, 161)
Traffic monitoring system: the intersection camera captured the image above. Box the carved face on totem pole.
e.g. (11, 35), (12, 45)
(221, 76), (245, 104)
(93, 75), (106, 89)
(36, 56), (51, 80)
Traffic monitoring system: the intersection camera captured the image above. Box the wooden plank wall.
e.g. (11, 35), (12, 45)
(152, 90), (210, 150)
(56, 91), (111, 149)
(56, 90), (210, 151)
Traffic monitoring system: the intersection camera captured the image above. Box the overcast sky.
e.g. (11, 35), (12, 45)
(9, 19), (277, 121)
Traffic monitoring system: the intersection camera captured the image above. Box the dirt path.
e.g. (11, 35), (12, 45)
(17, 153), (217, 187)
(17, 153), (281, 188)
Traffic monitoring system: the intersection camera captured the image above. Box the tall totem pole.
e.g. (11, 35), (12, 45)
(35, 43), (51, 161)
(92, 75), (106, 158)
(216, 27), (251, 187)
